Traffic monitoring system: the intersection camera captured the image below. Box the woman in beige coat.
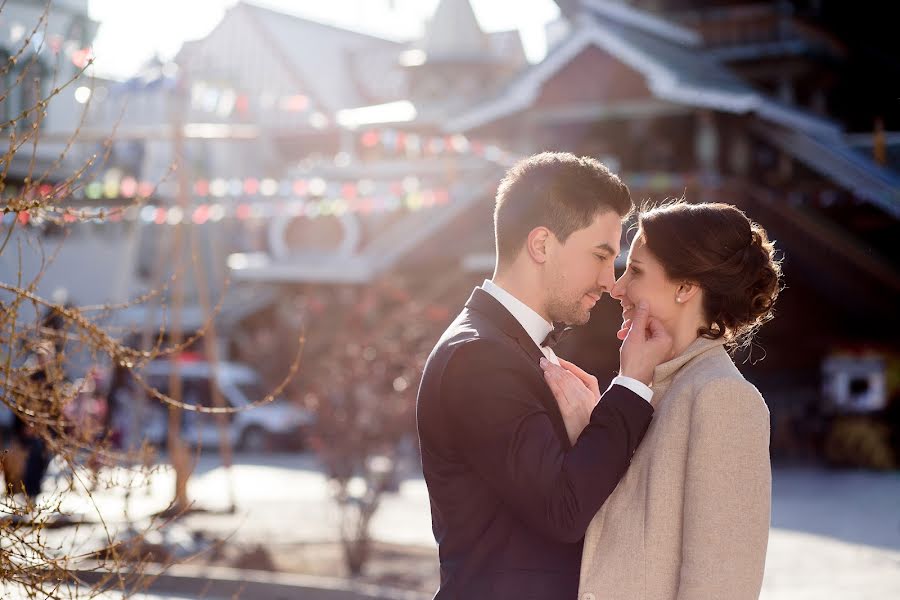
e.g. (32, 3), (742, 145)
(543, 201), (782, 600)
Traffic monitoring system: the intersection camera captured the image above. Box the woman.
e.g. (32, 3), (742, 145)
(547, 201), (781, 600)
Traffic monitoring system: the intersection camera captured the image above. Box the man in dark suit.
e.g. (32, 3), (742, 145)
(417, 152), (672, 599)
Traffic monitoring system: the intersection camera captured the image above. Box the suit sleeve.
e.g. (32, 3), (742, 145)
(442, 338), (653, 543)
(676, 378), (771, 600)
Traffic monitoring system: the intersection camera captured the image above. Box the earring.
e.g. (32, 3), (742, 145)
(675, 297), (683, 304)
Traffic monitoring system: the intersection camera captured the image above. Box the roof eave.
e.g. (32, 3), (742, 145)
(446, 21), (842, 140)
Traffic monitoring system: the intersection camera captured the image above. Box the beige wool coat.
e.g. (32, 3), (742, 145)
(578, 336), (771, 600)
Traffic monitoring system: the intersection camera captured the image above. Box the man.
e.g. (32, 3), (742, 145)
(416, 152), (672, 598)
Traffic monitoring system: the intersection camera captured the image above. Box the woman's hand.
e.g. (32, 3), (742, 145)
(540, 357), (600, 446)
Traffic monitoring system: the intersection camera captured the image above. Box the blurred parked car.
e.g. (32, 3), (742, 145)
(140, 360), (313, 452)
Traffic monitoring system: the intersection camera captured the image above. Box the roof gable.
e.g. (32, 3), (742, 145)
(534, 44), (653, 107)
(239, 2), (405, 111)
(175, 5), (328, 121)
(422, 0), (490, 60)
(447, 17), (840, 139)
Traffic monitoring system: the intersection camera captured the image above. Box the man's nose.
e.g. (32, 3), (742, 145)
(597, 265), (617, 295)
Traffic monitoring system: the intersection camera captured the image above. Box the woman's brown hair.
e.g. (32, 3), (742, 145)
(638, 201), (783, 349)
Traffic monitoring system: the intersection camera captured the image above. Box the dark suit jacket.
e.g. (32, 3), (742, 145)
(416, 287), (654, 599)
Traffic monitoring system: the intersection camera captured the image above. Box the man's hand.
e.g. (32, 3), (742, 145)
(540, 357), (598, 446)
(618, 301), (673, 385)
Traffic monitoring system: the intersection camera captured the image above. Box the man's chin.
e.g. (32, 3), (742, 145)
(549, 304), (591, 327)
(567, 310), (591, 327)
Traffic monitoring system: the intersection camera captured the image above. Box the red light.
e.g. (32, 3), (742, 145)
(138, 181), (154, 198)
(71, 48), (92, 68)
(285, 95), (309, 112)
(193, 179), (209, 197)
(193, 205), (210, 225)
(361, 130), (380, 148)
(120, 177), (138, 198)
(236, 94), (250, 115)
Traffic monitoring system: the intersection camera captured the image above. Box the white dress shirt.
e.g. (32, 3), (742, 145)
(482, 280), (652, 404)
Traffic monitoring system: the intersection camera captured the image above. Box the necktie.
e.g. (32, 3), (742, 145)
(541, 323), (573, 349)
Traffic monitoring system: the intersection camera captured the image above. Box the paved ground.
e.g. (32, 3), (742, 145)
(15, 453), (900, 599)
(3, 591), (191, 600)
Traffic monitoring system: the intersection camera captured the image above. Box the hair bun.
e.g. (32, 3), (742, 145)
(638, 201), (783, 349)
(740, 225), (780, 325)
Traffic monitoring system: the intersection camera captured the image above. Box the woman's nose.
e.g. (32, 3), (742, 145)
(610, 275), (626, 300)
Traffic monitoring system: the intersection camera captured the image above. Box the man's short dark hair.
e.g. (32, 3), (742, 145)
(493, 152), (632, 267)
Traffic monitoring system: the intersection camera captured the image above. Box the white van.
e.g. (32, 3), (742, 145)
(139, 360), (313, 452)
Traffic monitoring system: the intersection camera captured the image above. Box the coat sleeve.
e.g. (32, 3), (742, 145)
(677, 377), (771, 600)
(442, 338), (653, 543)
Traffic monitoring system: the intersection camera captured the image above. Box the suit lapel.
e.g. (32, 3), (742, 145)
(464, 288), (571, 448)
(465, 288), (544, 371)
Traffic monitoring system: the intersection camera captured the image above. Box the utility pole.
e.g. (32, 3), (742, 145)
(157, 68), (237, 515)
(165, 70), (193, 515)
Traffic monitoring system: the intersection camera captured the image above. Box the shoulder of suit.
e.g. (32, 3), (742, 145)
(445, 335), (512, 366)
(435, 338), (524, 400)
(432, 309), (487, 351)
(686, 350), (768, 417)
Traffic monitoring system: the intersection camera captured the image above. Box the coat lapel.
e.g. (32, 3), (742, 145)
(464, 287), (571, 448)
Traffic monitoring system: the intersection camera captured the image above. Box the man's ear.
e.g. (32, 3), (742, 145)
(526, 227), (551, 264)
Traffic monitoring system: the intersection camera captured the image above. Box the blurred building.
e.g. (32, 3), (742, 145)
(227, 0), (900, 461)
(7, 0), (898, 460)
(1, 0), (97, 177)
(223, 0), (900, 368)
(0, 0), (105, 314)
(427, 1), (900, 465)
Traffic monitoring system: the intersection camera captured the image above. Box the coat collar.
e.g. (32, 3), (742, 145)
(653, 336), (728, 386)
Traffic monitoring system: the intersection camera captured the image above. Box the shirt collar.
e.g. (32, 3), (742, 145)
(482, 279), (553, 348)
